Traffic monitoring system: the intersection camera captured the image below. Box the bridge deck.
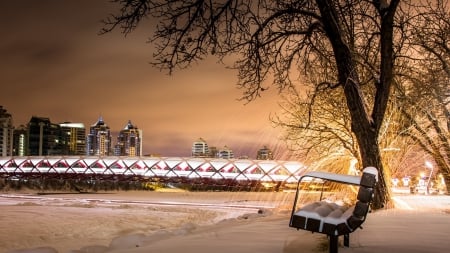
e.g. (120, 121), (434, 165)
(0, 156), (305, 187)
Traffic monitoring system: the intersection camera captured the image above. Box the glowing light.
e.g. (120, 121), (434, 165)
(425, 161), (433, 169)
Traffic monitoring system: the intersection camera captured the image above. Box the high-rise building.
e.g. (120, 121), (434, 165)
(27, 116), (62, 156)
(218, 145), (234, 159)
(59, 122), (86, 155)
(0, 106), (14, 156)
(13, 125), (27, 156)
(256, 146), (274, 160)
(87, 116), (112, 156)
(114, 120), (142, 157)
(192, 138), (209, 157)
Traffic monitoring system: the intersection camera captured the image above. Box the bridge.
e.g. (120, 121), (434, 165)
(0, 156), (306, 189)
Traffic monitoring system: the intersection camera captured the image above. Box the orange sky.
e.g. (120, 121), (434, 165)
(0, 0), (290, 158)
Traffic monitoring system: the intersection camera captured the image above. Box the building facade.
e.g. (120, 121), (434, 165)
(256, 146), (274, 160)
(27, 116), (62, 156)
(209, 146), (218, 158)
(217, 145), (234, 159)
(192, 138), (210, 157)
(0, 106), (14, 156)
(86, 116), (112, 156)
(13, 125), (27, 156)
(114, 120), (142, 156)
(59, 122), (86, 155)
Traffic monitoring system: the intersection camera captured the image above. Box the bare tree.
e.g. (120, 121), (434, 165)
(273, 0), (449, 194)
(274, 85), (359, 170)
(275, 80), (411, 179)
(395, 0), (450, 193)
(101, 0), (415, 209)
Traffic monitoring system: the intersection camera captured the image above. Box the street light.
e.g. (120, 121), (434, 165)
(425, 161), (434, 194)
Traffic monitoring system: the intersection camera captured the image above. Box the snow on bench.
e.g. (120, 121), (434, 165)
(289, 167), (378, 253)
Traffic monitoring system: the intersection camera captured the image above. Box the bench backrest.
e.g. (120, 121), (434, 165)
(347, 167), (378, 230)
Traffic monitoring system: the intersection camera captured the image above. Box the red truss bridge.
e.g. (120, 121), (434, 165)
(0, 156), (306, 189)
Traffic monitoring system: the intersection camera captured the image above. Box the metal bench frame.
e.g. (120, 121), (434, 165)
(289, 167), (378, 253)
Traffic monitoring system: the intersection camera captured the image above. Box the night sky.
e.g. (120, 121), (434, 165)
(0, 0), (289, 158)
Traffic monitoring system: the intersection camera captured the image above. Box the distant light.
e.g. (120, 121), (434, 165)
(60, 123), (85, 128)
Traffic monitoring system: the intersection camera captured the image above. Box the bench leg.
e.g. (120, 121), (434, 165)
(329, 235), (338, 253)
(344, 234), (349, 247)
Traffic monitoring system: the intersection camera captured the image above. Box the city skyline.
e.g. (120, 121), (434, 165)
(0, 109), (273, 160)
(0, 1), (289, 158)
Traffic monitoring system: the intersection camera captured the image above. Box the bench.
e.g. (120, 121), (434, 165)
(289, 167), (378, 253)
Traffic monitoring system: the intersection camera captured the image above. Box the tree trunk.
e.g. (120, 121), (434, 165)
(433, 156), (450, 195)
(443, 176), (450, 195)
(340, 76), (390, 209)
(316, 0), (397, 209)
(352, 123), (391, 208)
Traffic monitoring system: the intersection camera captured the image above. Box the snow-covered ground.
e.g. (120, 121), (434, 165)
(0, 190), (449, 253)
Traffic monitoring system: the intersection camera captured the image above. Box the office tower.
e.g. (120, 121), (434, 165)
(256, 146), (274, 160)
(27, 116), (62, 156)
(59, 122), (86, 155)
(0, 106), (14, 156)
(86, 116), (112, 156)
(192, 138), (209, 157)
(114, 120), (141, 156)
(13, 125), (27, 156)
(218, 145), (234, 159)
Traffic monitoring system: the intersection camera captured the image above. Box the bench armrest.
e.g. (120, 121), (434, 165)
(300, 171), (362, 186)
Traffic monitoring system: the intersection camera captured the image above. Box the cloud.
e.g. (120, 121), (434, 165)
(0, 0), (287, 157)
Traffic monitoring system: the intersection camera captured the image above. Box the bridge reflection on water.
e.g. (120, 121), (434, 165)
(0, 156), (306, 190)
